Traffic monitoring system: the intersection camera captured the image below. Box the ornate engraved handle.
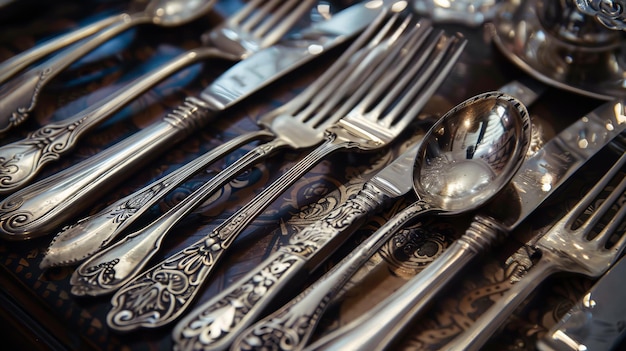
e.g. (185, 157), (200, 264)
(306, 214), (508, 351)
(0, 96), (217, 241)
(70, 137), (289, 296)
(0, 47), (237, 194)
(39, 129), (273, 269)
(106, 138), (349, 331)
(0, 13), (126, 85)
(0, 14), (146, 133)
(231, 199), (433, 351)
(575, 0), (626, 30)
(173, 182), (393, 351)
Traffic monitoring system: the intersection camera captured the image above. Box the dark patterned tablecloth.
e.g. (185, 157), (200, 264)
(0, 0), (620, 350)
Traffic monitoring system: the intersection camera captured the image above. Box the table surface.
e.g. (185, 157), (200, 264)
(0, 0), (621, 350)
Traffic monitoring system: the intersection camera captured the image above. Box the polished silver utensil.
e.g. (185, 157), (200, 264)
(537, 254), (626, 351)
(69, 11), (426, 296)
(444, 151), (626, 351)
(0, 0), (219, 132)
(0, 0), (318, 194)
(0, 0), (384, 241)
(109, 18), (465, 337)
(491, 0), (626, 99)
(0, 0), (218, 86)
(231, 90), (531, 351)
(305, 99), (626, 351)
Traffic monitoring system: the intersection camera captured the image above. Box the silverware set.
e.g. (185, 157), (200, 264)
(1, 0), (626, 350)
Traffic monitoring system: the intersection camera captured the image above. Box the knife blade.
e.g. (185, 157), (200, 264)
(0, 0), (385, 241)
(304, 99), (626, 351)
(537, 254), (626, 351)
(481, 99), (626, 233)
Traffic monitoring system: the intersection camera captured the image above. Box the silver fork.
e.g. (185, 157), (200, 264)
(105, 14), (462, 338)
(38, 5), (403, 271)
(0, 0), (316, 194)
(444, 151), (626, 351)
(67, 10), (421, 296)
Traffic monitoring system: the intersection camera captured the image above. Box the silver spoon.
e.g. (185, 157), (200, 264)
(232, 91), (531, 351)
(0, 0), (217, 133)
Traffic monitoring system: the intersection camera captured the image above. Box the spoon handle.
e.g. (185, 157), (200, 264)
(70, 137), (288, 296)
(231, 199), (434, 351)
(0, 96), (218, 241)
(0, 13), (149, 133)
(0, 47), (237, 195)
(40, 128), (274, 269)
(305, 214), (507, 351)
(0, 13), (126, 85)
(173, 180), (394, 351)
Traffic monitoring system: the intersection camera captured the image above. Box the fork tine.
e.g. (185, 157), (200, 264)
(258, 8), (396, 125)
(227, 0), (265, 25)
(327, 17), (427, 121)
(373, 30), (445, 124)
(387, 35), (465, 131)
(583, 153), (626, 247)
(303, 14), (424, 127)
(257, 0), (318, 48)
(569, 153), (626, 231)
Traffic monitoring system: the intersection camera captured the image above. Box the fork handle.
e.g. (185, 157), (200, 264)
(40, 128), (274, 269)
(0, 13), (126, 85)
(0, 96), (219, 241)
(443, 257), (559, 351)
(0, 47), (238, 195)
(0, 13), (150, 133)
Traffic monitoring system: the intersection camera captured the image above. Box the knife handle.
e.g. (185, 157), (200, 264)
(0, 96), (218, 241)
(0, 47), (236, 195)
(172, 182), (390, 351)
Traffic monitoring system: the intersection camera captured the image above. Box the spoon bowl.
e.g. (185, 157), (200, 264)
(414, 91), (530, 214)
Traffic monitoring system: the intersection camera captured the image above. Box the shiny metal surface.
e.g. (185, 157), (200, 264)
(413, 0), (501, 26)
(575, 0), (626, 30)
(444, 151), (626, 351)
(0, 1), (382, 241)
(537, 254), (626, 351)
(108, 21), (464, 346)
(307, 98), (626, 351)
(68, 11), (418, 297)
(0, 0), (317, 195)
(303, 92), (530, 351)
(37, 0), (391, 268)
(491, 0), (626, 100)
(234, 91), (531, 351)
(0, 0), (218, 86)
(0, 0), (219, 132)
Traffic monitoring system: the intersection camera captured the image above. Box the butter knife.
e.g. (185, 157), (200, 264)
(305, 99), (626, 351)
(0, 1), (384, 241)
(537, 254), (626, 351)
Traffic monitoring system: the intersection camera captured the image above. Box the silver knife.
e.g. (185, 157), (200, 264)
(537, 254), (626, 351)
(0, 1), (384, 241)
(305, 99), (626, 351)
